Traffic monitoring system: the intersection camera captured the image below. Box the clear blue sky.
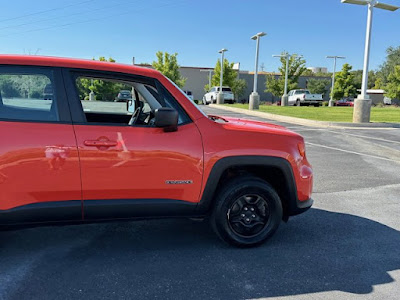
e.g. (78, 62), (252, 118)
(1, 0), (399, 72)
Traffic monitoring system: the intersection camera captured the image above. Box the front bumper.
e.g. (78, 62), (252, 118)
(290, 197), (313, 216)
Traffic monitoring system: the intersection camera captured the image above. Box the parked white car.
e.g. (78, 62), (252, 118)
(384, 96), (392, 105)
(288, 89), (323, 106)
(203, 86), (235, 105)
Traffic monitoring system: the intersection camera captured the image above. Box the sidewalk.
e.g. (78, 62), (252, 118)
(209, 104), (400, 129)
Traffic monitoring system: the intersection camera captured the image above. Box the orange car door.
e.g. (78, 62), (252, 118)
(64, 70), (203, 220)
(0, 67), (81, 224)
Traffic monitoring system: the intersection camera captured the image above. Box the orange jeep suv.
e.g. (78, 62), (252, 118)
(0, 56), (313, 247)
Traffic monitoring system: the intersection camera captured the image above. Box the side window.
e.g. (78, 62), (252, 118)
(0, 68), (59, 122)
(73, 75), (190, 126)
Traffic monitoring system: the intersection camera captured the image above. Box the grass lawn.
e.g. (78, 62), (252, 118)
(227, 104), (400, 123)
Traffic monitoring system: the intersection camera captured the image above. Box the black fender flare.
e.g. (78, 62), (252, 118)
(196, 156), (310, 216)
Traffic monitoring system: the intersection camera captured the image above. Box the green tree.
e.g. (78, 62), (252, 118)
(376, 46), (400, 86)
(385, 66), (400, 99)
(98, 56), (116, 63)
(205, 59), (246, 100)
(374, 77), (384, 89)
(265, 53), (307, 97)
(351, 69), (376, 90)
(332, 63), (357, 100)
(302, 69), (314, 76)
(231, 78), (247, 100)
(0, 76), (21, 97)
(78, 57), (128, 100)
(307, 78), (330, 95)
(205, 58), (238, 91)
(152, 51), (186, 88)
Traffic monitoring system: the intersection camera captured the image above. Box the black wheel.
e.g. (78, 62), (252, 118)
(314, 103), (320, 107)
(296, 100), (301, 106)
(211, 176), (283, 247)
(202, 97), (209, 105)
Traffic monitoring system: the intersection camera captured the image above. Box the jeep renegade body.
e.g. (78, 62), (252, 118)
(0, 56), (313, 247)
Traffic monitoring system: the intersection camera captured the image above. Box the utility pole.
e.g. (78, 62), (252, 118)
(326, 56), (346, 107)
(273, 53), (303, 106)
(217, 48), (227, 105)
(249, 32), (267, 110)
(341, 0), (399, 122)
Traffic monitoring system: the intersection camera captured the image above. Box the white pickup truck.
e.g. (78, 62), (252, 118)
(203, 86), (235, 105)
(288, 89), (323, 107)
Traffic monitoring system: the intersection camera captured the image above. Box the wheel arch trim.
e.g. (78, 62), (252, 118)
(196, 156), (308, 216)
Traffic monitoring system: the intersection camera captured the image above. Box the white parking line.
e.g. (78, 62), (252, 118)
(306, 142), (400, 163)
(291, 128), (324, 132)
(324, 130), (400, 145)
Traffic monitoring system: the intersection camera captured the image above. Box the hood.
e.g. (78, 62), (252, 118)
(208, 115), (301, 138)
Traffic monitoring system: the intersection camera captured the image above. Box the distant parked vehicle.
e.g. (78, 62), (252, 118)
(288, 89), (323, 107)
(384, 97), (392, 105)
(183, 90), (194, 102)
(43, 83), (53, 100)
(203, 86), (235, 105)
(115, 90), (132, 102)
(335, 98), (354, 107)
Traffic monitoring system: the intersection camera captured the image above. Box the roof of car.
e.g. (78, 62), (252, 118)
(0, 55), (161, 78)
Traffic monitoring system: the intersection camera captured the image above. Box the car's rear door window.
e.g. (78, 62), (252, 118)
(0, 67), (60, 122)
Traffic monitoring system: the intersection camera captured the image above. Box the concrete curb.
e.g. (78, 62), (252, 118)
(209, 104), (400, 129)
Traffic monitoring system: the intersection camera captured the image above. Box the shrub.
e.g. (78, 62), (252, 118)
(375, 102), (385, 108)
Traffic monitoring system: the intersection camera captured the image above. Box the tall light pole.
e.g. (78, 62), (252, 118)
(217, 48), (227, 105)
(341, 0), (399, 123)
(326, 56), (346, 107)
(273, 53), (303, 106)
(249, 32), (267, 110)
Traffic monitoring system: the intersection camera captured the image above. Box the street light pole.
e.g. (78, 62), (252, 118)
(217, 48), (227, 105)
(326, 55), (346, 107)
(273, 53), (303, 106)
(360, 2), (373, 100)
(341, 0), (399, 123)
(249, 32), (266, 110)
(284, 54), (289, 97)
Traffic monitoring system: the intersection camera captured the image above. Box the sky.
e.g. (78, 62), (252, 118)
(0, 0), (399, 73)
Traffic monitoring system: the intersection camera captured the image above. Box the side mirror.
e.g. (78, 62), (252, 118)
(127, 100), (136, 113)
(155, 107), (178, 132)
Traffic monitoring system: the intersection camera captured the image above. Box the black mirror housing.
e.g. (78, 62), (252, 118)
(154, 107), (178, 132)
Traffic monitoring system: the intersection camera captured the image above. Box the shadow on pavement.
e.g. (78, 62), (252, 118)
(1, 208), (399, 300)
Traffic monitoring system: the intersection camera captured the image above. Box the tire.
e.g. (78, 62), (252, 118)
(296, 100), (301, 107)
(211, 96), (215, 104)
(202, 97), (208, 105)
(314, 103), (320, 107)
(211, 176), (283, 247)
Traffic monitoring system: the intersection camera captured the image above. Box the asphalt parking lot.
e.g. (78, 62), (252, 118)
(1, 105), (400, 300)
